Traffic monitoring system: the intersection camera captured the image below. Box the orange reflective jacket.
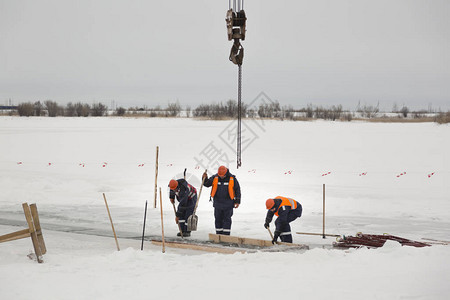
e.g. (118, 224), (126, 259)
(274, 196), (297, 216)
(211, 176), (235, 199)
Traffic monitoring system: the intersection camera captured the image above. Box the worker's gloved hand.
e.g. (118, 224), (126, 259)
(202, 172), (208, 181)
(272, 230), (281, 244)
(175, 217), (179, 224)
(170, 198), (175, 204)
(234, 198), (240, 208)
(264, 222), (269, 229)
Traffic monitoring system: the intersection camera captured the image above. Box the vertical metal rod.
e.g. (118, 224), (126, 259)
(237, 65), (242, 168)
(322, 184), (326, 239)
(159, 187), (166, 253)
(233, 0), (236, 12)
(141, 200), (148, 250)
(229, 0), (231, 10)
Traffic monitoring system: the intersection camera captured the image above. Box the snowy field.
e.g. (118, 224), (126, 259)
(1, 116), (449, 300)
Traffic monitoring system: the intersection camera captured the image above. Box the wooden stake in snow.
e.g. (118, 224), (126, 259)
(322, 184), (326, 239)
(22, 203), (44, 262)
(103, 193), (120, 251)
(154, 146), (159, 208)
(159, 187), (166, 253)
(29, 203), (47, 254)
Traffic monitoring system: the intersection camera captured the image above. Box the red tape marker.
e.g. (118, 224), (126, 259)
(321, 172), (331, 177)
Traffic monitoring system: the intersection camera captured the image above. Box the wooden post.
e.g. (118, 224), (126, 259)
(159, 187), (165, 253)
(22, 203), (43, 263)
(0, 203), (47, 263)
(30, 204), (46, 254)
(103, 193), (120, 251)
(154, 146), (159, 208)
(322, 184), (326, 239)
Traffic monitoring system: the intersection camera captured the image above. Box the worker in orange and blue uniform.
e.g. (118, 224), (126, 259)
(169, 178), (197, 237)
(264, 196), (302, 243)
(202, 166), (241, 235)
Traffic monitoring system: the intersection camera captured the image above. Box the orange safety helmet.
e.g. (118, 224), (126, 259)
(266, 198), (275, 210)
(218, 166), (228, 177)
(169, 179), (178, 190)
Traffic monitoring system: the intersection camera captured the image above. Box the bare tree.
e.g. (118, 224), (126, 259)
(45, 100), (59, 117)
(91, 103), (108, 116)
(17, 102), (34, 116)
(65, 102), (76, 117)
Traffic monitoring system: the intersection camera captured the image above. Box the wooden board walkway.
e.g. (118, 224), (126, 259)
(151, 240), (249, 254)
(209, 233), (309, 250)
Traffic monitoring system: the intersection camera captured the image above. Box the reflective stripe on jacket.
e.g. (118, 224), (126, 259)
(274, 196), (298, 217)
(211, 176), (235, 199)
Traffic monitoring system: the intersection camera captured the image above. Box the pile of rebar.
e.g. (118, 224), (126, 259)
(333, 233), (431, 249)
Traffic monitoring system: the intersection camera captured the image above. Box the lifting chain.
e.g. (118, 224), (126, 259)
(226, 1), (246, 168)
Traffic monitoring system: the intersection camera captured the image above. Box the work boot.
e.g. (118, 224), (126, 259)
(177, 232), (191, 237)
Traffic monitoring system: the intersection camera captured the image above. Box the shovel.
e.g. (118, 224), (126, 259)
(267, 227), (280, 245)
(187, 170), (206, 231)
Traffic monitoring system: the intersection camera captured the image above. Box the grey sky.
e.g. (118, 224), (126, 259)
(1, 0), (449, 111)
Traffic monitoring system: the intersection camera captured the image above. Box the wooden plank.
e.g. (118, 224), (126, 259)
(0, 229), (30, 243)
(296, 232), (341, 238)
(30, 204), (47, 254)
(153, 146), (159, 208)
(151, 240), (247, 254)
(209, 233), (305, 247)
(22, 203), (43, 263)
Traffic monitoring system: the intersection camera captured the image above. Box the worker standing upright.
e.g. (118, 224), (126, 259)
(202, 166), (241, 235)
(264, 196), (303, 243)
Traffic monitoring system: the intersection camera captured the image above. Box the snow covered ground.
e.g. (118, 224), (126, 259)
(1, 116), (449, 299)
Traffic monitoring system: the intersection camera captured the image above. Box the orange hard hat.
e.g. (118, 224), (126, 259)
(169, 179), (178, 190)
(218, 166), (228, 177)
(266, 199), (275, 209)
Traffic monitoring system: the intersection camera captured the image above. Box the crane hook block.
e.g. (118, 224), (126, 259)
(226, 9), (246, 66)
(226, 9), (246, 41)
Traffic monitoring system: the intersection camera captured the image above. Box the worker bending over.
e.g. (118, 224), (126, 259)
(264, 196), (302, 243)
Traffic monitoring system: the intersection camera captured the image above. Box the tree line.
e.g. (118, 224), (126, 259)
(10, 100), (449, 123)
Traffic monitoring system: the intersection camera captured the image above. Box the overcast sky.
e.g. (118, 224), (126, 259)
(1, 0), (449, 111)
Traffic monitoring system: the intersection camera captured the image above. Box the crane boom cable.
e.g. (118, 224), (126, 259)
(237, 64), (242, 168)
